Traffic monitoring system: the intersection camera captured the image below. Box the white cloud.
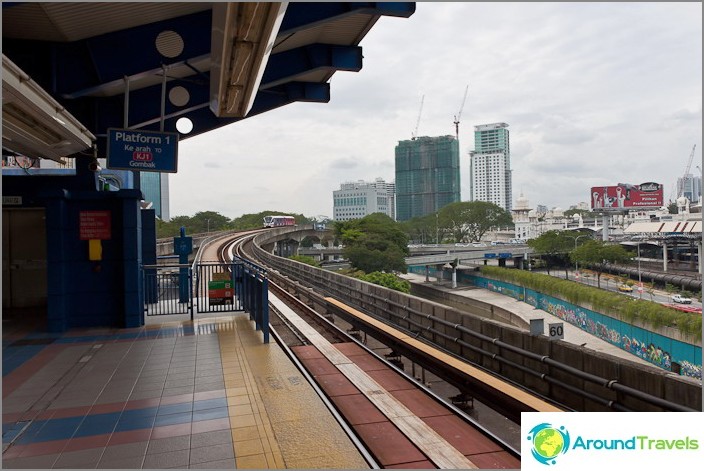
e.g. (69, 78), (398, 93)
(170, 2), (702, 219)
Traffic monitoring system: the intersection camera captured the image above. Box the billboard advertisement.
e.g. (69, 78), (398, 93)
(590, 182), (663, 210)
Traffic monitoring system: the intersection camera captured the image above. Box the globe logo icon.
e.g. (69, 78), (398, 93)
(527, 423), (570, 465)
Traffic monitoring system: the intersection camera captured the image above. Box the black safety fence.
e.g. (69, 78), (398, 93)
(143, 259), (269, 343)
(194, 262), (243, 314)
(237, 259), (269, 343)
(143, 263), (193, 316)
(194, 259), (269, 343)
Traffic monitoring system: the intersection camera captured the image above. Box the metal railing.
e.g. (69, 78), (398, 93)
(143, 263), (193, 316)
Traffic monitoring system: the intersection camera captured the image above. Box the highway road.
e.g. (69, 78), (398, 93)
(543, 269), (702, 311)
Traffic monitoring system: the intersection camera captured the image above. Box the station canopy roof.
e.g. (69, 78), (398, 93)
(2, 2), (415, 162)
(624, 220), (702, 239)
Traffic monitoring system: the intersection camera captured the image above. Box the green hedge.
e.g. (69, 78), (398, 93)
(479, 266), (702, 340)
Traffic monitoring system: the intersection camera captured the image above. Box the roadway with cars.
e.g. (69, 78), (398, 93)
(543, 269), (702, 311)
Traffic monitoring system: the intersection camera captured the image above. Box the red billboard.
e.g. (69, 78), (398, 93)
(590, 182), (663, 210)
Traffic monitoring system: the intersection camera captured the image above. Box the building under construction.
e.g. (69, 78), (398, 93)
(394, 135), (461, 221)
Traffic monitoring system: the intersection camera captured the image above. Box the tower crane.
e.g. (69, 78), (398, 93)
(453, 84), (469, 141)
(411, 94), (424, 140)
(677, 144), (696, 198)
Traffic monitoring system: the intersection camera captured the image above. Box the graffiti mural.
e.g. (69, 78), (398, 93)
(468, 274), (702, 381)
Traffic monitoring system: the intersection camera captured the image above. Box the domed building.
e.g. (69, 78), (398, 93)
(512, 193), (532, 240)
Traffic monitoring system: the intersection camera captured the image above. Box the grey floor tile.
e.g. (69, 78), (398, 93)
(190, 429), (232, 449)
(147, 435), (191, 454)
(102, 441), (149, 460)
(53, 447), (105, 468)
(189, 458), (236, 469)
(164, 378), (195, 388)
(142, 449), (190, 468)
(162, 386), (194, 396)
(129, 389), (164, 400)
(189, 443), (234, 465)
(1, 453), (59, 469)
(194, 381), (225, 393)
(165, 371), (195, 381)
(96, 455), (145, 469)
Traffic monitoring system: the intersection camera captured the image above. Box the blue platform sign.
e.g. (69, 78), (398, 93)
(484, 253), (497, 259)
(106, 128), (178, 173)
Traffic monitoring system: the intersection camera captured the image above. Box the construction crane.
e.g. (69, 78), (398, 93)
(453, 84), (469, 141)
(411, 94), (424, 140)
(677, 144), (696, 198)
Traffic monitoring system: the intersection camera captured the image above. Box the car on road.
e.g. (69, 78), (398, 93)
(671, 294), (692, 304)
(618, 284), (633, 292)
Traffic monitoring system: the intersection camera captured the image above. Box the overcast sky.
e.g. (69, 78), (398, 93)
(171, 2), (702, 220)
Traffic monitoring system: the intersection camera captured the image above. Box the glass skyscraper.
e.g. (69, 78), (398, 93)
(140, 172), (170, 220)
(394, 135), (461, 221)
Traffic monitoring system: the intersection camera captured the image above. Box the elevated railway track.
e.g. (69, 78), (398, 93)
(192, 227), (700, 467)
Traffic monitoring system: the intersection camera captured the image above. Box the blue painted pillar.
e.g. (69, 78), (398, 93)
(174, 227), (192, 303)
(121, 194), (143, 328)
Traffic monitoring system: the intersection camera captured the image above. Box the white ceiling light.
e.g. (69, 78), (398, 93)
(2, 54), (95, 163)
(210, 2), (287, 118)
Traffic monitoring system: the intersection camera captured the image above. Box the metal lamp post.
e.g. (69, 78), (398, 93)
(568, 234), (590, 281)
(436, 213), (439, 245)
(637, 241), (642, 298)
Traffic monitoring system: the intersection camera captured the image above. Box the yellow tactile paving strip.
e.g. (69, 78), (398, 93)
(214, 314), (369, 469)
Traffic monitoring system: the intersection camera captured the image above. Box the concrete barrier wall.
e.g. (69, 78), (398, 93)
(252, 233), (702, 412)
(408, 282), (530, 330)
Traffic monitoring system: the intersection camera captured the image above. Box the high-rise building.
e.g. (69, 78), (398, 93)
(141, 172), (170, 221)
(469, 122), (512, 211)
(394, 135), (461, 221)
(333, 178), (395, 222)
(677, 175), (701, 204)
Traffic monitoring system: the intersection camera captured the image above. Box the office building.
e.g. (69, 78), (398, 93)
(677, 175), (701, 204)
(141, 172), (170, 221)
(333, 178), (395, 222)
(395, 135), (461, 221)
(469, 122), (512, 211)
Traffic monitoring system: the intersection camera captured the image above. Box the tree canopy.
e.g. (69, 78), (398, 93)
(570, 240), (632, 287)
(438, 201), (513, 243)
(400, 213), (438, 244)
(156, 210), (313, 238)
(156, 211), (232, 238)
(334, 213), (409, 273)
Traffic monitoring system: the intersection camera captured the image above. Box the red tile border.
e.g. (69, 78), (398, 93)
(3, 411), (25, 423)
(62, 433), (111, 452)
(2, 444), (25, 459)
(3, 344), (70, 399)
(18, 438), (68, 457)
(49, 405), (92, 419)
(123, 397), (161, 411)
(88, 402), (127, 415)
(108, 428), (152, 446)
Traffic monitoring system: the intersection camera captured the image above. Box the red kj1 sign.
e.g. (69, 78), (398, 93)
(590, 182), (664, 210)
(79, 211), (112, 240)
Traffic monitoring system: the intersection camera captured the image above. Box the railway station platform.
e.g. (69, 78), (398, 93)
(2, 311), (368, 469)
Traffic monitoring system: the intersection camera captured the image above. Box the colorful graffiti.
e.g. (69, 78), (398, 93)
(622, 336), (672, 370)
(469, 274), (702, 381)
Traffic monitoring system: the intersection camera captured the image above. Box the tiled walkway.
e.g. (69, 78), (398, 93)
(2, 313), (367, 469)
